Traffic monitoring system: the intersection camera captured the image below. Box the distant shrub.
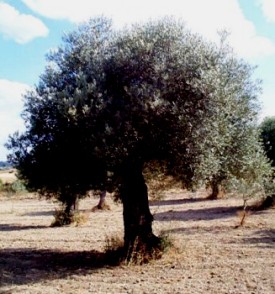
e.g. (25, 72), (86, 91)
(0, 179), (3, 191)
(10, 180), (27, 193)
(0, 179), (27, 195)
(51, 209), (89, 227)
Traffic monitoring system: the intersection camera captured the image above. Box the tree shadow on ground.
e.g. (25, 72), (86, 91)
(240, 228), (275, 249)
(154, 205), (241, 222)
(23, 210), (55, 217)
(0, 224), (49, 231)
(0, 248), (120, 287)
(150, 197), (209, 206)
(163, 224), (233, 235)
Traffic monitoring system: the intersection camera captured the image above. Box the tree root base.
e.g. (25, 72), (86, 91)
(123, 234), (170, 264)
(91, 203), (111, 212)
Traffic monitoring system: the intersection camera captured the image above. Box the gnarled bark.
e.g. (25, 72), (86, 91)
(120, 161), (160, 255)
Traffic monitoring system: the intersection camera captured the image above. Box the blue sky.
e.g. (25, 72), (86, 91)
(0, 0), (275, 160)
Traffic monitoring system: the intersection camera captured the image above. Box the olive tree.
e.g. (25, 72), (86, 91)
(187, 33), (272, 198)
(260, 116), (275, 167)
(7, 17), (271, 253)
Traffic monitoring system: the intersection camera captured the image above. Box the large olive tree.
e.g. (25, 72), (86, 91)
(7, 17), (271, 252)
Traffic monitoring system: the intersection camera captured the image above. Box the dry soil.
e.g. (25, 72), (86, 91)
(0, 183), (274, 293)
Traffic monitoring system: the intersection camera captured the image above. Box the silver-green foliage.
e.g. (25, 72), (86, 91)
(7, 17), (272, 200)
(260, 116), (275, 167)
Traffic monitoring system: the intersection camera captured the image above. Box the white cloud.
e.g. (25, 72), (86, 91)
(22, 0), (275, 58)
(0, 79), (30, 160)
(258, 85), (275, 121)
(258, 0), (275, 22)
(22, 0), (89, 22)
(0, 2), (48, 43)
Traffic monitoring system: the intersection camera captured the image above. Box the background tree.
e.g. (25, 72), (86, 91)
(7, 17), (272, 254)
(186, 33), (272, 199)
(257, 116), (275, 207)
(260, 116), (275, 167)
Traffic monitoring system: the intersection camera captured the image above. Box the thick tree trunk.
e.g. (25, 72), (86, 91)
(58, 196), (78, 226)
(66, 196), (79, 214)
(120, 161), (160, 255)
(98, 190), (107, 208)
(208, 181), (224, 200)
(92, 190), (110, 211)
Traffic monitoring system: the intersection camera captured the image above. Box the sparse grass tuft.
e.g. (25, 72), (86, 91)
(51, 209), (73, 227)
(103, 232), (174, 266)
(73, 211), (89, 226)
(0, 179), (27, 196)
(158, 231), (174, 253)
(104, 235), (125, 265)
(126, 233), (173, 265)
(51, 209), (89, 227)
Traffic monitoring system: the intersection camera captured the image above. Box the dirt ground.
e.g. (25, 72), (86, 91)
(0, 170), (17, 184)
(0, 185), (274, 293)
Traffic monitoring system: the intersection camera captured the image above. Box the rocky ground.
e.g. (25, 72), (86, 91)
(0, 185), (274, 293)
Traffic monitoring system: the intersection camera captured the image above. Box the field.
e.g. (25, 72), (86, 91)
(0, 172), (274, 293)
(0, 169), (16, 184)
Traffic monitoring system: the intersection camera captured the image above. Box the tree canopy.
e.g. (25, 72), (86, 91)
(7, 17), (272, 252)
(260, 116), (275, 167)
